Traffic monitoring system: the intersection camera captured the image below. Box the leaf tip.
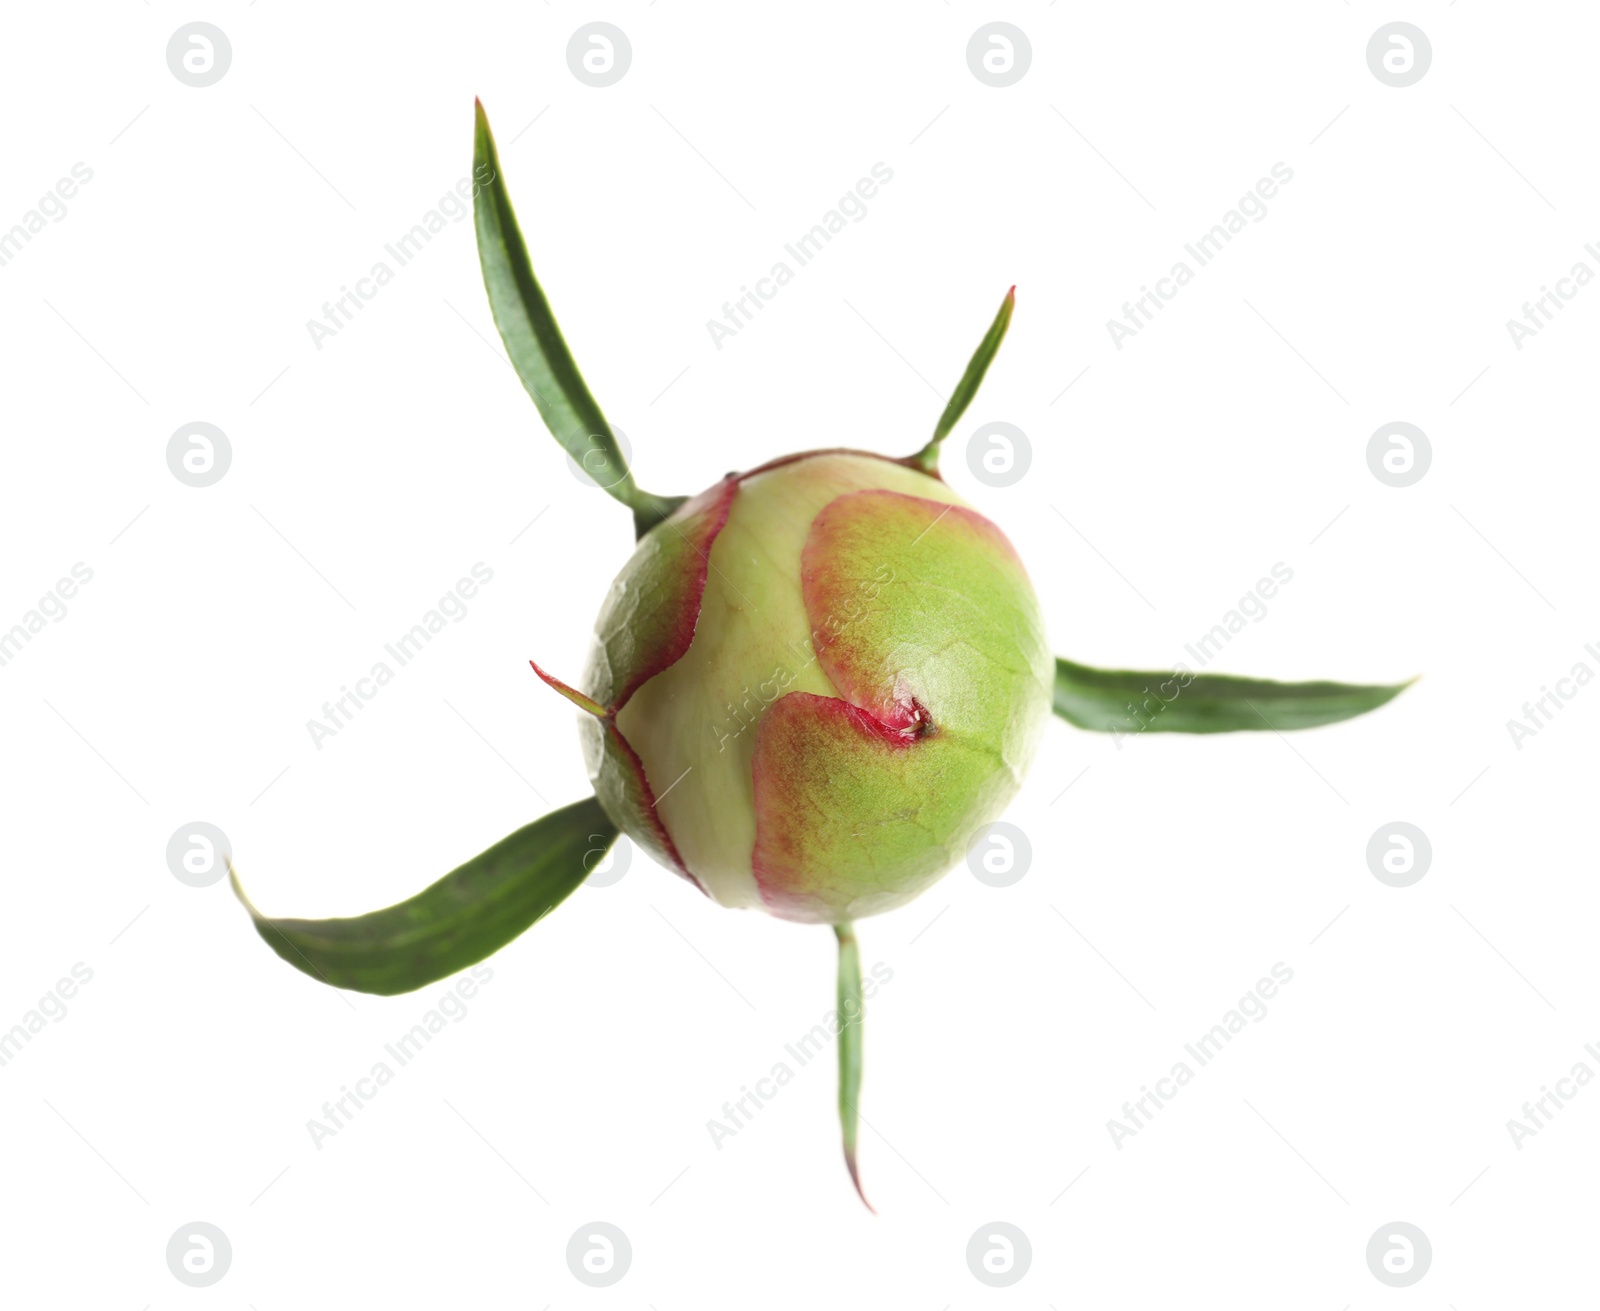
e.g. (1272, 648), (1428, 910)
(227, 859), (260, 920)
(473, 97), (495, 156)
(530, 660), (608, 718)
(1373, 674), (1420, 706)
(844, 1146), (876, 1214)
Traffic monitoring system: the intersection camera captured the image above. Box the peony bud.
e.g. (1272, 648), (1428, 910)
(536, 448), (1052, 924)
(231, 104), (1415, 1211)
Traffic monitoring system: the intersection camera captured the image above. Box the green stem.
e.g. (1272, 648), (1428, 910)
(834, 920), (872, 1211)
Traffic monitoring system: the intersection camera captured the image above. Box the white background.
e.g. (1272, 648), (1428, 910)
(1, 2), (1595, 1306)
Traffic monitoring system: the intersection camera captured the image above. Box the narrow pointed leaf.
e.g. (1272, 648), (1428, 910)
(530, 658), (607, 717)
(909, 286), (1015, 474)
(232, 796), (616, 995)
(473, 100), (679, 537)
(834, 921), (873, 1211)
(1053, 656), (1413, 735)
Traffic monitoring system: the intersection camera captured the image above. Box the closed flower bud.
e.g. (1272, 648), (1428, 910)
(537, 449), (1052, 923)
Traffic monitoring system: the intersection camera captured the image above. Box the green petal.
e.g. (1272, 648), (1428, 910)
(232, 797), (615, 995)
(834, 921), (872, 1211)
(472, 100), (680, 537)
(750, 488), (1051, 923)
(909, 287), (1015, 474)
(1053, 656), (1414, 734)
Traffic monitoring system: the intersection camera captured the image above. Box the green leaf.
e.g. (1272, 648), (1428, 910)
(1053, 656), (1414, 735)
(232, 796), (616, 995)
(834, 921), (873, 1211)
(473, 99), (680, 537)
(909, 286), (1015, 474)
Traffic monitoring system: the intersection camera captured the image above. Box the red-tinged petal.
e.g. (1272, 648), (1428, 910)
(533, 657), (703, 892)
(749, 692), (986, 923)
(748, 486), (1052, 923)
(579, 713), (705, 894)
(583, 476), (738, 712)
(802, 489), (1040, 740)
